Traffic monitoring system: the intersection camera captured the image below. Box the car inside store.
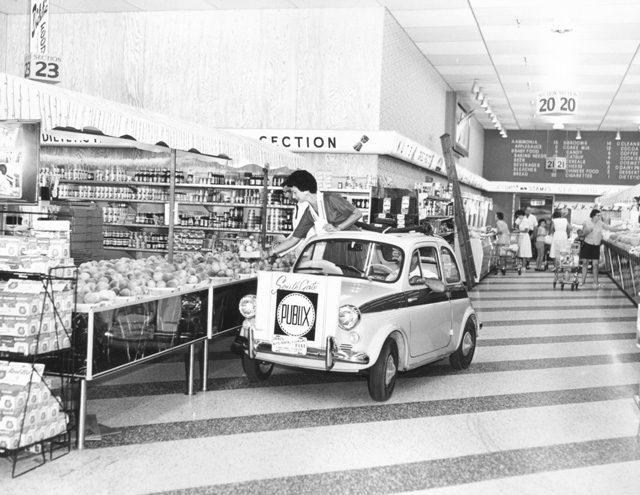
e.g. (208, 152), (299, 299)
(1, 1), (639, 494)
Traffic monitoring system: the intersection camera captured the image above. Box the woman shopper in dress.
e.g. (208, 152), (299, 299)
(265, 170), (362, 258)
(514, 210), (532, 270)
(534, 218), (549, 271)
(579, 208), (620, 288)
(549, 209), (571, 271)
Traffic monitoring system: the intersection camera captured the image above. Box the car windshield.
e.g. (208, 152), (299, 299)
(293, 239), (404, 282)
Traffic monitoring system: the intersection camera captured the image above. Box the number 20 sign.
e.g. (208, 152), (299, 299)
(24, 52), (62, 84)
(536, 91), (577, 116)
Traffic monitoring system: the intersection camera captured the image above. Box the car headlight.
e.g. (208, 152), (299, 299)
(338, 305), (361, 330)
(239, 294), (257, 318)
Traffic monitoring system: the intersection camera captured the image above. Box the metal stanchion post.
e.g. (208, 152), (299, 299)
(78, 379), (87, 450)
(202, 339), (209, 391)
(187, 343), (195, 395)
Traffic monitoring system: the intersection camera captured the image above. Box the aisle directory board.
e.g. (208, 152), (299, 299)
(483, 130), (640, 186)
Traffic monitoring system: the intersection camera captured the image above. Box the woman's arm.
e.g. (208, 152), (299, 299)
(322, 193), (362, 232)
(324, 208), (362, 233)
(265, 235), (304, 259)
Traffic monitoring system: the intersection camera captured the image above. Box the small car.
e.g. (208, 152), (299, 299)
(234, 230), (480, 401)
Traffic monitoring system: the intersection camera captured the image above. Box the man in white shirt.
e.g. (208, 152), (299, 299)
(519, 206), (538, 268)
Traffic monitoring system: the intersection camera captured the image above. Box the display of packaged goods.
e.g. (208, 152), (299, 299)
(0, 311), (71, 338)
(0, 236), (27, 257)
(0, 332), (71, 356)
(0, 315), (40, 337)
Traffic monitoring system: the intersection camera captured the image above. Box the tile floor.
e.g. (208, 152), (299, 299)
(1, 270), (640, 494)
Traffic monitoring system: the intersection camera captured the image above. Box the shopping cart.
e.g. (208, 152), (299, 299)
(493, 232), (522, 276)
(553, 240), (581, 290)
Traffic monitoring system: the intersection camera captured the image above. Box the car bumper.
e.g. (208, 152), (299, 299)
(233, 331), (370, 372)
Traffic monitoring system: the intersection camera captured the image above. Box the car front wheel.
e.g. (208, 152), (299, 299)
(242, 354), (274, 382)
(368, 338), (398, 401)
(449, 318), (477, 370)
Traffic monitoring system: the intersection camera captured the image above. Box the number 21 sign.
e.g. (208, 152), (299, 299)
(24, 52), (62, 84)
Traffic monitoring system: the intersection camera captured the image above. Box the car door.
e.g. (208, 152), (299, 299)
(440, 245), (468, 337)
(406, 244), (453, 357)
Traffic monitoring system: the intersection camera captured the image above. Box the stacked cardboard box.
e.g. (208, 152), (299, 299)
(373, 196), (419, 229)
(0, 362), (68, 450)
(0, 279), (73, 355)
(56, 204), (103, 264)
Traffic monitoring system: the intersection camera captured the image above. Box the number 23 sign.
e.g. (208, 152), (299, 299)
(24, 52), (62, 84)
(536, 91), (577, 116)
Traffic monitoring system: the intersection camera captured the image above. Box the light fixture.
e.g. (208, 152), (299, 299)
(481, 96), (488, 109)
(616, 129), (621, 140)
(485, 104), (492, 114)
(476, 90), (484, 102)
(471, 79), (480, 95)
(490, 115), (498, 123)
(576, 129), (582, 140)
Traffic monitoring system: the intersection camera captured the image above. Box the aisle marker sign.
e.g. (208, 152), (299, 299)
(536, 91), (578, 116)
(545, 156), (567, 170)
(25, 0), (63, 84)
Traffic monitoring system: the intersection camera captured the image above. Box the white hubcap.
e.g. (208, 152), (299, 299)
(462, 332), (474, 356)
(385, 354), (396, 385)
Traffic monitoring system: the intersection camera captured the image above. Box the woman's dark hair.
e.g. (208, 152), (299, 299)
(496, 212), (504, 221)
(514, 209), (525, 219)
(538, 218), (546, 225)
(0, 164), (7, 175)
(552, 209), (562, 219)
(590, 208), (601, 218)
(285, 170), (317, 193)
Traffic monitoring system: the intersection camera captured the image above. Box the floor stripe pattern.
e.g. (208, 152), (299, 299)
(2, 271), (640, 494)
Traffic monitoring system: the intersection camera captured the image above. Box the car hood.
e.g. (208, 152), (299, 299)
(338, 279), (404, 310)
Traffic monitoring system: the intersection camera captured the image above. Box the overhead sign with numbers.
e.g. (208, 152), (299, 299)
(536, 91), (578, 116)
(25, 0), (62, 84)
(25, 52), (62, 83)
(545, 156), (567, 171)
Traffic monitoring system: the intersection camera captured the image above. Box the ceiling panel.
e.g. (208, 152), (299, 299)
(1, 0), (639, 132)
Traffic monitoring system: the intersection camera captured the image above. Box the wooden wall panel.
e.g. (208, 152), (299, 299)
(0, 14), (7, 73)
(4, 9), (383, 133)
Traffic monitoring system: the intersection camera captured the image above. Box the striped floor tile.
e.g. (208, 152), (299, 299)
(1, 271), (639, 494)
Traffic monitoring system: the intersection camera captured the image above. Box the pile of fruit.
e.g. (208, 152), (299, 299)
(606, 229), (640, 256)
(76, 239), (297, 304)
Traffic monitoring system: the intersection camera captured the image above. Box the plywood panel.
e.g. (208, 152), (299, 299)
(4, 9), (384, 132)
(0, 14), (7, 72)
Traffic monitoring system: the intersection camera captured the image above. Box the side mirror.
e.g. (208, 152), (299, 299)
(424, 278), (446, 293)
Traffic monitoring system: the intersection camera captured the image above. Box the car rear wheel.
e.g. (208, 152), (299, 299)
(449, 318), (476, 370)
(242, 354), (274, 382)
(368, 338), (398, 402)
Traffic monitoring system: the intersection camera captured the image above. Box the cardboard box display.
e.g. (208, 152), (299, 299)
(0, 315), (40, 337)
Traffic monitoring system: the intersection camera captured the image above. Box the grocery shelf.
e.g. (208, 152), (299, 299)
(59, 179), (170, 187)
(60, 197), (167, 204)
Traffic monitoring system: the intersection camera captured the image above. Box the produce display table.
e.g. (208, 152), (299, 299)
(71, 277), (256, 449)
(602, 240), (640, 306)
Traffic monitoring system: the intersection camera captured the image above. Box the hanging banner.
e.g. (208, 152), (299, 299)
(29, 0), (50, 54)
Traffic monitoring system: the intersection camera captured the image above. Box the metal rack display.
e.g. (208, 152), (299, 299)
(0, 267), (77, 478)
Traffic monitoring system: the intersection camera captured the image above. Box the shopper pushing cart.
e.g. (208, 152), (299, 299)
(552, 239), (581, 290)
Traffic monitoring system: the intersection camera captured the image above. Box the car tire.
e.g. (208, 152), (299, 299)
(449, 318), (477, 370)
(368, 338), (398, 402)
(242, 354), (274, 382)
